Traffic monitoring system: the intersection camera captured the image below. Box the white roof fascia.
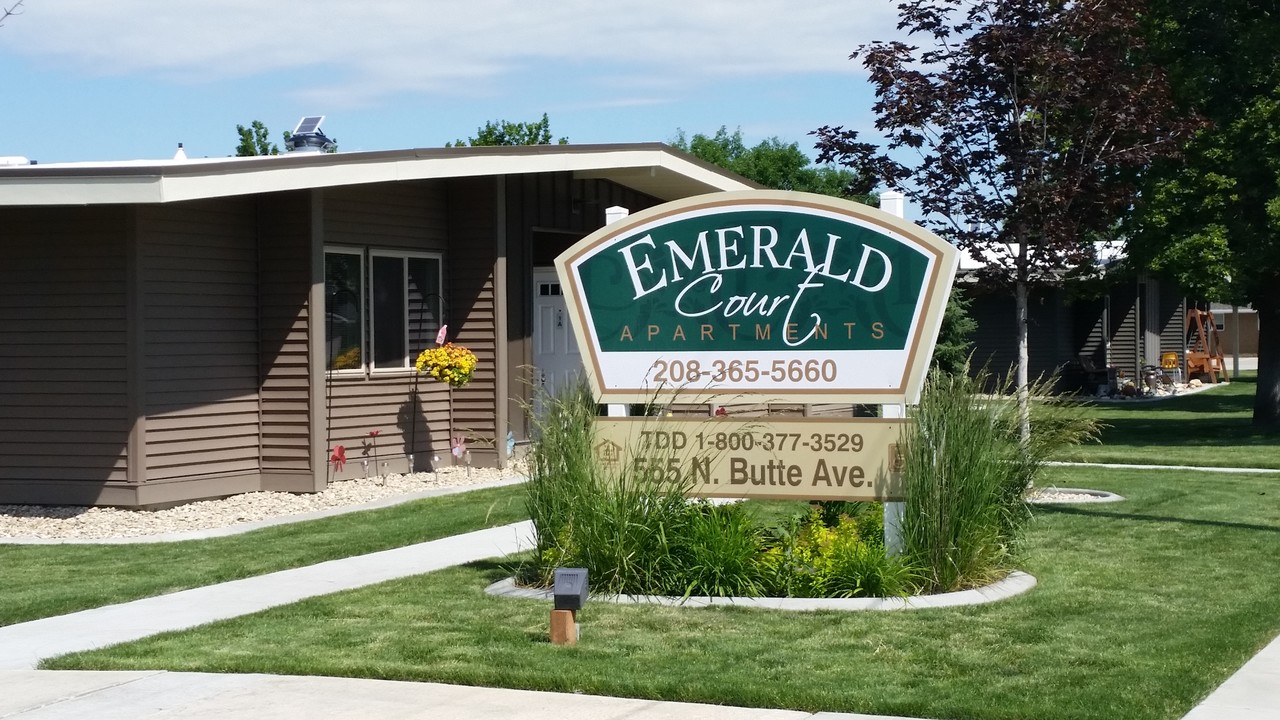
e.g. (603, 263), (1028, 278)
(0, 174), (165, 205)
(0, 146), (754, 206)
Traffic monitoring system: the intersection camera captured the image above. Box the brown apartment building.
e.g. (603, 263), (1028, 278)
(0, 144), (753, 506)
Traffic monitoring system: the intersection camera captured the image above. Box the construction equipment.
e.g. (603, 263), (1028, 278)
(1185, 309), (1229, 383)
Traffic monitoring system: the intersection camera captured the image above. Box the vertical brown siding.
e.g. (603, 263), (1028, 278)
(0, 207), (131, 488)
(323, 181), (454, 477)
(965, 285), (1084, 390)
(140, 199), (261, 481)
(259, 191), (314, 485)
(1158, 279), (1186, 368)
(1108, 285), (1139, 381)
(504, 174), (664, 439)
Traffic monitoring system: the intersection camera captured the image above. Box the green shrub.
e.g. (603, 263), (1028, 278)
(900, 369), (1100, 592)
(759, 508), (914, 598)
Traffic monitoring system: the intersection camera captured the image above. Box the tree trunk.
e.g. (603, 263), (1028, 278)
(1016, 279), (1031, 445)
(1254, 294), (1280, 427)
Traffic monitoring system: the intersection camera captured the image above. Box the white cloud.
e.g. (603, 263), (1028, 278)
(8, 1), (897, 105)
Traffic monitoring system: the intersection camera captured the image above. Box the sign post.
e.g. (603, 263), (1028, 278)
(554, 190), (957, 518)
(879, 190), (907, 554)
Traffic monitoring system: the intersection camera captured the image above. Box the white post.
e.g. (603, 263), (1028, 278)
(881, 403), (906, 555)
(880, 190), (907, 555)
(605, 206), (630, 417)
(879, 190), (905, 219)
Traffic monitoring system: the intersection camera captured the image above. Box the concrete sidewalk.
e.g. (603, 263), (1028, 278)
(0, 670), (916, 720)
(3, 498), (1278, 719)
(0, 522), (533, 670)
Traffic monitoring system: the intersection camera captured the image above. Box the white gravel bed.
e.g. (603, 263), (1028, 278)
(1027, 486), (1125, 504)
(0, 464), (527, 541)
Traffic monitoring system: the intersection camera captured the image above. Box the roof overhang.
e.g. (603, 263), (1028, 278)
(0, 143), (757, 206)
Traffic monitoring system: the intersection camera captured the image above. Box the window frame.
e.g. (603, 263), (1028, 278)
(323, 246), (366, 376)
(367, 249), (444, 373)
(324, 247), (445, 376)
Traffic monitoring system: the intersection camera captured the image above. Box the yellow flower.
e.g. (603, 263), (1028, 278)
(415, 343), (478, 388)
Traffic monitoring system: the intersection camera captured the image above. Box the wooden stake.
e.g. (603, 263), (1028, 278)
(550, 609), (577, 645)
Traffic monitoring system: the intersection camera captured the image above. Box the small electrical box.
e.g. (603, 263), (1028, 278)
(553, 567), (589, 611)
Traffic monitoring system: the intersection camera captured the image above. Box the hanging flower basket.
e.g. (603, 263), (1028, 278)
(415, 343), (478, 388)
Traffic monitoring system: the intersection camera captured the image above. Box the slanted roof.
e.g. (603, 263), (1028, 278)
(0, 143), (757, 206)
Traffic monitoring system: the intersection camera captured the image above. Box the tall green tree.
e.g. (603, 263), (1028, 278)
(1129, 1), (1280, 425)
(234, 120), (280, 157)
(672, 127), (876, 203)
(815, 0), (1194, 438)
(448, 113), (567, 147)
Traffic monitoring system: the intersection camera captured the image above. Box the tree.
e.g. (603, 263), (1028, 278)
(235, 120), (280, 156)
(0, 1), (23, 28)
(814, 0), (1194, 439)
(1128, 1), (1280, 426)
(676, 125), (975, 372)
(672, 127), (877, 203)
(448, 113), (567, 147)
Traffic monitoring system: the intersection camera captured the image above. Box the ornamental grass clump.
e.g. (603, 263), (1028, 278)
(522, 382), (776, 598)
(901, 369), (1100, 593)
(522, 380), (693, 595)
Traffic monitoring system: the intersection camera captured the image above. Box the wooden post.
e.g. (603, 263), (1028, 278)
(550, 609), (577, 645)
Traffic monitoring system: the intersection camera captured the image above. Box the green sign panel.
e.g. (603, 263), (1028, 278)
(556, 191), (957, 404)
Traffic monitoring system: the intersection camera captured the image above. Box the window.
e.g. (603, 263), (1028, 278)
(324, 249), (443, 372)
(325, 249), (364, 371)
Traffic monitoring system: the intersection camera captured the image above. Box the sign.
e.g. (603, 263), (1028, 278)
(593, 417), (907, 502)
(556, 191), (958, 404)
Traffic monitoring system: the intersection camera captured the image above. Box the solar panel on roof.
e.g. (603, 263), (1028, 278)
(293, 116), (325, 135)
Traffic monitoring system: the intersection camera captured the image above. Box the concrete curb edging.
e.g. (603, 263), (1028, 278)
(485, 570), (1037, 611)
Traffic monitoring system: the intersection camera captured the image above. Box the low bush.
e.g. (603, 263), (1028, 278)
(760, 506), (914, 598)
(524, 372), (1097, 600)
(522, 383), (914, 599)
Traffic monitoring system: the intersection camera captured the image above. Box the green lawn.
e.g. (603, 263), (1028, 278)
(46, 466), (1280, 720)
(1055, 374), (1280, 468)
(0, 485), (526, 627)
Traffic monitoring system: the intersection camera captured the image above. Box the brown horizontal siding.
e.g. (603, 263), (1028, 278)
(0, 404), (129, 421)
(0, 305), (127, 321)
(0, 465), (129, 482)
(140, 199), (261, 482)
(315, 181), (454, 478)
(0, 206), (132, 485)
(443, 177), (502, 463)
(259, 191), (313, 477)
(324, 181), (449, 252)
(324, 375), (451, 477)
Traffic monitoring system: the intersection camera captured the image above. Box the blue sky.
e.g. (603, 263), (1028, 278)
(0, 1), (900, 165)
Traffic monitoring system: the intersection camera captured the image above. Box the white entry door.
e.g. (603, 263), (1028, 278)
(532, 269), (584, 414)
